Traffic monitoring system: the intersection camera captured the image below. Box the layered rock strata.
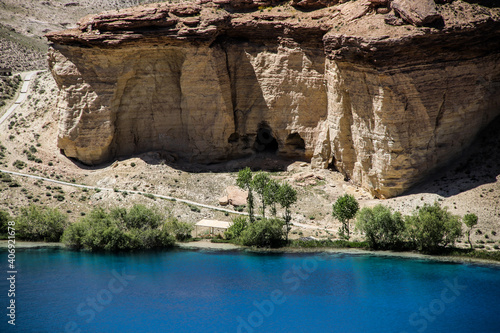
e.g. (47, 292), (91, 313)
(46, 0), (500, 197)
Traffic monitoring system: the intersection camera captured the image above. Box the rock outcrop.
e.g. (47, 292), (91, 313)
(46, 0), (500, 198)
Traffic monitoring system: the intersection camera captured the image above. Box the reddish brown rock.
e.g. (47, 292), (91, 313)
(392, 0), (442, 26)
(376, 7), (391, 14)
(170, 4), (202, 17)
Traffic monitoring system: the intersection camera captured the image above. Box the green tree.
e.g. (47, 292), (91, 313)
(252, 172), (271, 218)
(332, 194), (359, 240)
(0, 210), (11, 235)
(239, 218), (285, 248)
(277, 182), (297, 243)
(463, 213), (478, 250)
(237, 167), (255, 223)
(225, 216), (248, 240)
(356, 205), (404, 250)
(16, 205), (68, 242)
(61, 221), (87, 250)
(405, 203), (462, 253)
(164, 218), (193, 241)
(264, 179), (281, 217)
(122, 204), (163, 230)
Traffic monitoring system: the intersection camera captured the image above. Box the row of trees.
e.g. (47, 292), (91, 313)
(236, 167), (297, 242)
(333, 194), (479, 253)
(0, 204), (193, 251)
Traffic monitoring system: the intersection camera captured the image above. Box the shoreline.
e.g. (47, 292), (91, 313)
(2, 239), (499, 267)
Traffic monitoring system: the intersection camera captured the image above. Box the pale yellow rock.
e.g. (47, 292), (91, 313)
(46, 1), (500, 198)
(226, 186), (248, 206)
(219, 196), (229, 206)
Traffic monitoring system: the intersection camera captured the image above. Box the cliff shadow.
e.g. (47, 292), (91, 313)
(169, 154), (299, 173)
(407, 114), (500, 197)
(61, 149), (299, 174)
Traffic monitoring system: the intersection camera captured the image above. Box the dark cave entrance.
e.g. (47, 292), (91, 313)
(285, 133), (305, 152)
(253, 124), (279, 153)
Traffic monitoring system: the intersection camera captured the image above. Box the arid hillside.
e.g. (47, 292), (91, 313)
(0, 0), (163, 71)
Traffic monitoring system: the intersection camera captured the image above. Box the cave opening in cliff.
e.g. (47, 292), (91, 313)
(285, 133), (305, 152)
(253, 124), (279, 154)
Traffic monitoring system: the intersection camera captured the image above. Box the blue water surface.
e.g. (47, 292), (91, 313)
(0, 248), (499, 333)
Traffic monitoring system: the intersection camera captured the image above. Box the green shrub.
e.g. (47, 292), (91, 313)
(62, 206), (175, 251)
(13, 160), (26, 169)
(225, 216), (248, 240)
(0, 173), (12, 182)
(0, 210), (11, 235)
(356, 205), (405, 250)
(16, 205), (68, 242)
(405, 203), (462, 253)
(54, 194), (65, 201)
(61, 220), (88, 250)
(143, 193), (156, 200)
(128, 228), (173, 249)
(188, 204), (201, 213)
(164, 218), (193, 241)
(240, 218), (285, 248)
(111, 204), (163, 230)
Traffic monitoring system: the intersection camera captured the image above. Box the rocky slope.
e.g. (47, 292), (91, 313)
(46, 0), (500, 198)
(0, 0), (161, 71)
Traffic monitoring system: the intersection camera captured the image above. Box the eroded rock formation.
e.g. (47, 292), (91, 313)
(46, 0), (500, 197)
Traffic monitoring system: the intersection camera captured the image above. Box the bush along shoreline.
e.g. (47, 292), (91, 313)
(0, 204), (193, 251)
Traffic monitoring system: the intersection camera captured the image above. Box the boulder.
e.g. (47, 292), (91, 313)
(376, 7), (391, 14)
(340, 0), (371, 22)
(219, 196), (229, 206)
(391, 0), (442, 26)
(226, 186), (248, 206)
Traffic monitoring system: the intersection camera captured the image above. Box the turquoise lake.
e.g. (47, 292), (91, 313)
(1, 248), (500, 333)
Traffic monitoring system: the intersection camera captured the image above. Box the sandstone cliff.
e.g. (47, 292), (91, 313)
(46, 0), (500, 198)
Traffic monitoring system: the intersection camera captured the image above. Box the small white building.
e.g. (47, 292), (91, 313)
(195, 219), (231, 237)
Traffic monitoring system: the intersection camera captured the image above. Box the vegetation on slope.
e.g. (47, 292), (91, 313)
(62, 205), (191, 251)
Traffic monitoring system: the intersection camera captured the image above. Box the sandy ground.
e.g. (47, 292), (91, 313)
(0, 72), (499, 251)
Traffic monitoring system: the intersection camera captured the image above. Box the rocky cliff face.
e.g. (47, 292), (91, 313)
(46, 0), (500, 198)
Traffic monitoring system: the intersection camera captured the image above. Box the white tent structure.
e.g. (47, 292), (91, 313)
(195, 219), (231, 237)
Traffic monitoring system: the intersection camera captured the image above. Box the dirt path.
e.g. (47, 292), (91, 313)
(0, 71), (41, 125)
